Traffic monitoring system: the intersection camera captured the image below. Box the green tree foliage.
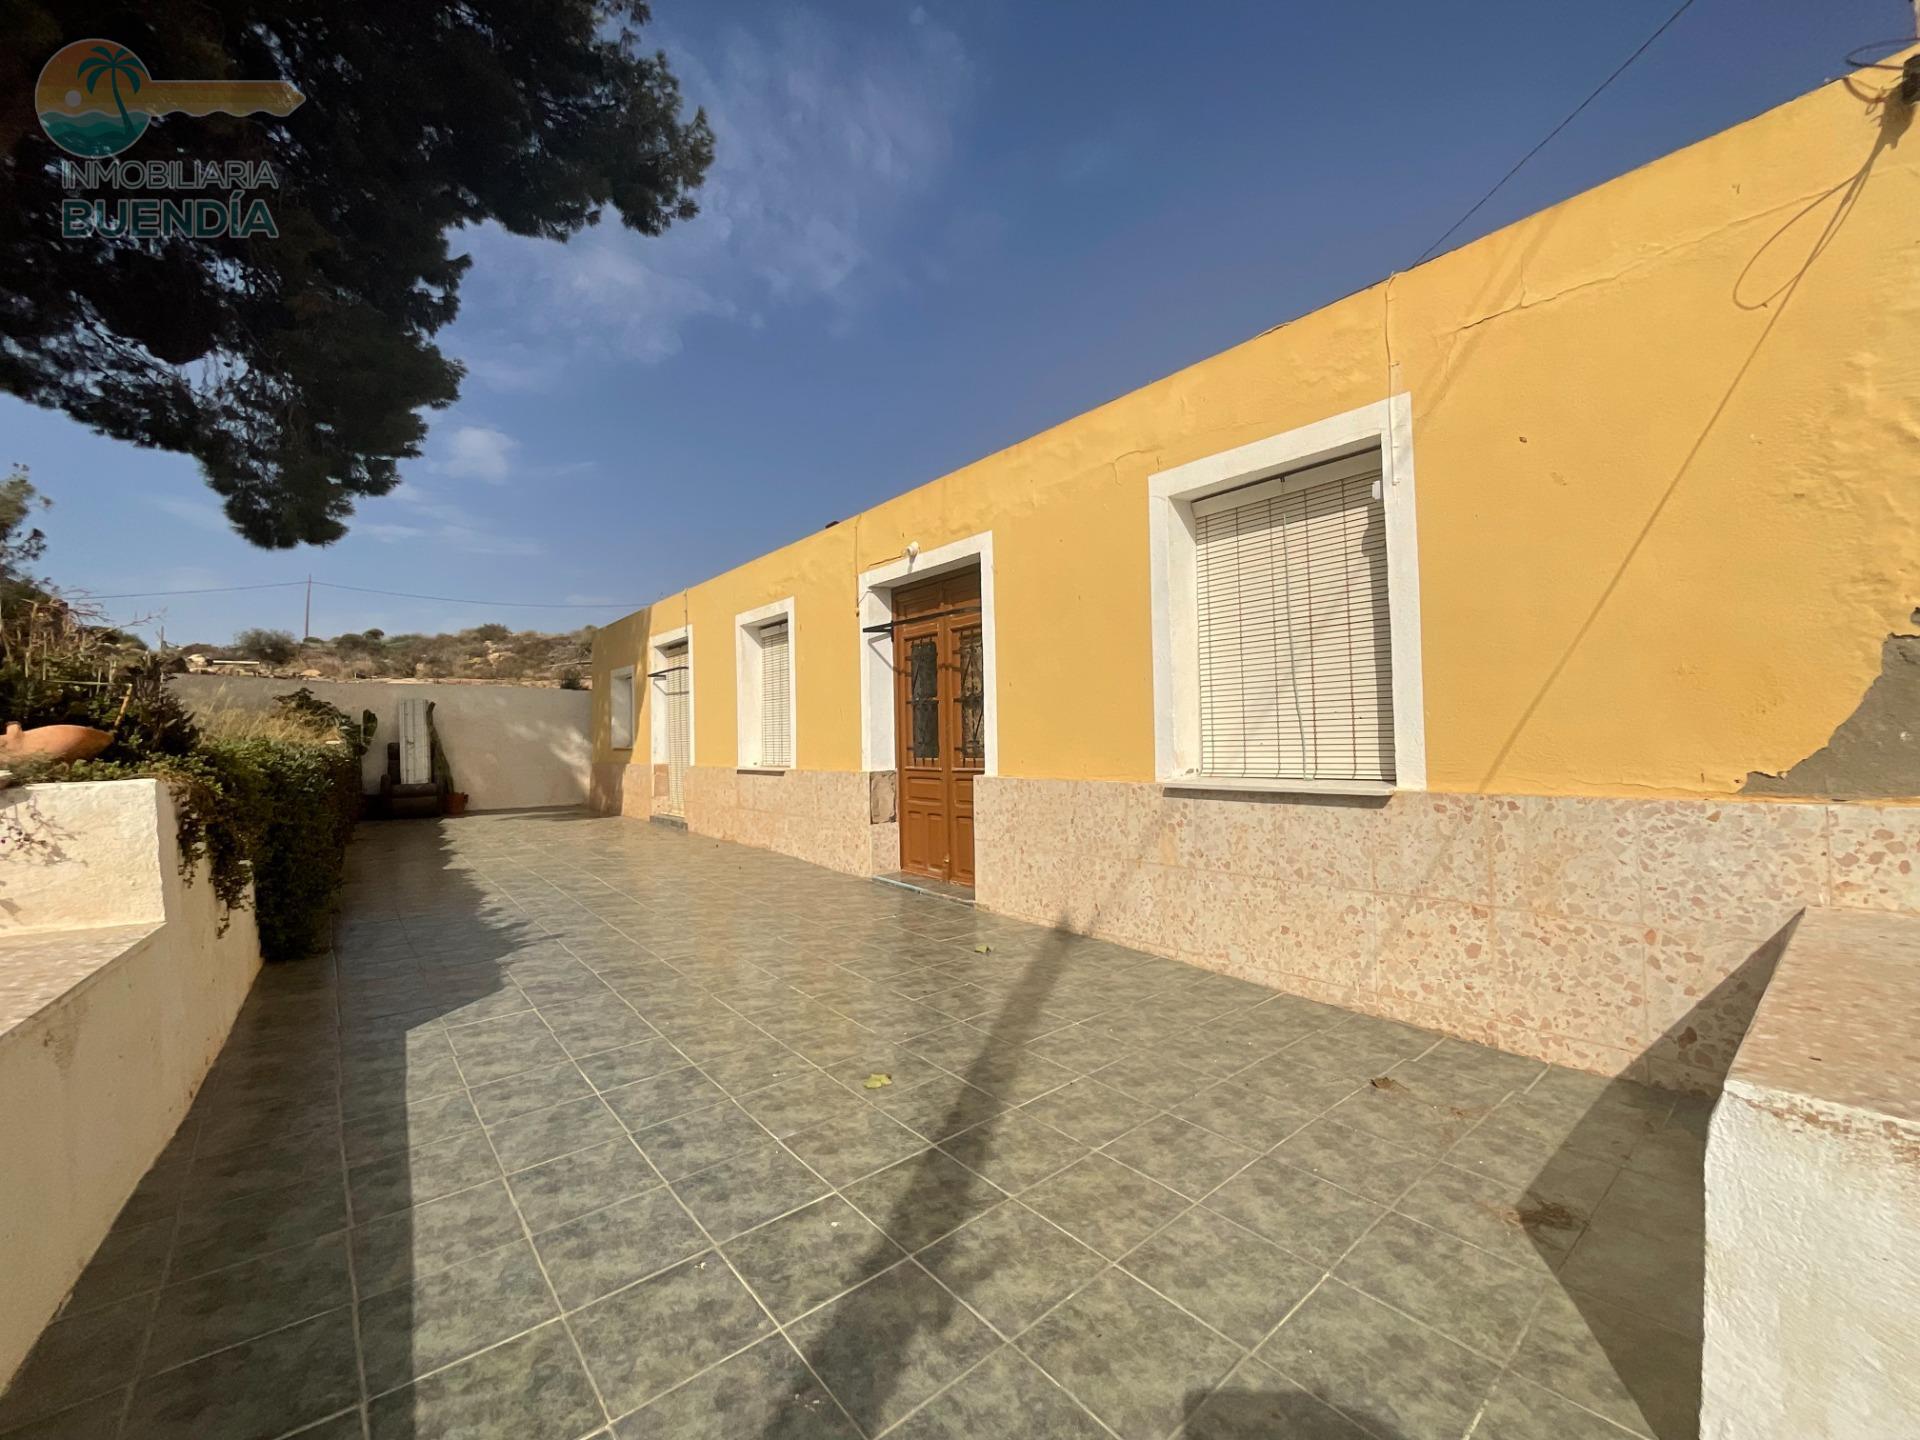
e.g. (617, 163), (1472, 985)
(0, 465), (51, 606)
(234, 626), (298, 664)
(0, 3), (713, 548)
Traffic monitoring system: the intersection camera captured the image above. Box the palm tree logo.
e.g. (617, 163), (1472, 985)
(76, 44), (149, 147)
(34, 37), (303, 160)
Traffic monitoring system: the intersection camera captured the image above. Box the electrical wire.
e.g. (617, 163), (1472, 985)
(76, 580), (645, 608)
(1412, 0), (1701, 266)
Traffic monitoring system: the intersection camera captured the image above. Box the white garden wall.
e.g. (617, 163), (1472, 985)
(0, 780), (260, 1386)
(173, 675), (591, 810)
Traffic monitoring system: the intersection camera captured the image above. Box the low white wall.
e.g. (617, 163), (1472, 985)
(1702, 909), (1920, 1439)
(0, 780), (260, 1386)
(172, 674), (591, 810)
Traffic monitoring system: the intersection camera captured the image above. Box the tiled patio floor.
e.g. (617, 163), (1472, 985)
(3, 812), (1706, 1440)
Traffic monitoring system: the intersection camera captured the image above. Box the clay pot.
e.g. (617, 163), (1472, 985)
(0, 722), (114, 763)
(444, 791), (470, 817)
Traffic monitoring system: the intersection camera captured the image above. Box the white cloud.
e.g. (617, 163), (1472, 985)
(147, 494), (230, 532)
(437, 425), (517, 484)
(454, 7), (972, 367)
(359, 483), (544, 558)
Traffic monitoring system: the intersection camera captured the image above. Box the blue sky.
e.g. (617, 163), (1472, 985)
(4, 0), (1899, 645)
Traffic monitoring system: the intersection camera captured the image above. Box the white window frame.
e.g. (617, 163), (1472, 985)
(648, 624), (694, 771)
(1147, 395), (1425, 795)
(857, 531), (997, 776)
(608, 665), (636, 751)
(734, 597), (797, 771)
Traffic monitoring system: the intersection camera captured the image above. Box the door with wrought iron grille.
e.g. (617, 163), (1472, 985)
(655, 641), (690, 817)
(891, 570), (982, 885)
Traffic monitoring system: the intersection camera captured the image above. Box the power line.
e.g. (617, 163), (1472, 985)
(1412, 0), (1701, 267)
(313, 582), (640, 610)
(83, 581), (305, 599)
(78, 579), (643, 609)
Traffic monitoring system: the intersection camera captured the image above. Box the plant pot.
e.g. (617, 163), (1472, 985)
(444, 791), (469, 817)
(0, 722), (113, 763)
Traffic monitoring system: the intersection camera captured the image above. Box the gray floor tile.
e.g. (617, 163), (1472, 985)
(783, 1262), (1000, 1435)
(937, 1110), (1085, 1193)
(891, 1345), (1108, 1440)
(509, 1138), (660, 1233)
(446, 1010), (571, 1086)
(571, 1253), (774, 1416)
(633, 1100), (774, 1180)
(366, 1320), (602, 1440)
(1509, 1286), (1700, 1439)
(488, 1094), (630, 1172)
(1392, 1158), (1610, 1270)
(1204, 1156), (1386, 1264)
(59, 1217), (174, 1318)
(467, 1062), (594, 1127)
(1101, 1113), (1260, 1199)
(1122, 1207), (1321, 1346)
(872, 1077), (1007, 1141)
(352, 1178), (526, 1296)
(1327, 1082), (1487, 1157)
(576, 1038), (686, 1093)
(1476, 1373), (1648, 1440)
(1180, 1373), (1378, 1440)
(169, 1177), (350, 1281)
(601, 1066), (729, 1131)
(349, 1130), (501, 1221)
(130, 1308), (360, 1440)
(143, 1234), (352, 1374)
(785, 1106), (929, 1187)
(692, 1041), (817, 1098)
(5, 817), (1711, 1440)
(358, 1239), (558, 1393)
(673, 1142), (832, 1241)
(0, 1390), (128, 1440)
(1171, 1079), (1319, 1150)
(0, 1295), (151, 1432)
(1090, 1052), (1214, 1109)
(181, 1125), (343, 1211)
(612, 1335), (858, 1439)
(841, 1149), (1005, 1251)
(918, 1202), (1106, 1336)
(1020, 1154), (1189, 1259)
(724, 1196), (903, 1322)
(1018, 1077), (1160, 1146)
(1272, 1118), (1439, 1204)
(539, 993), (657, 1057)
(1335, 1214), (1544, 1358)
(736, 1070), (867, 1138)
(533, 1186), (709, 1310)
(1255, 1280), (1500, 1440)
(1018, 1269), (1242, 1440)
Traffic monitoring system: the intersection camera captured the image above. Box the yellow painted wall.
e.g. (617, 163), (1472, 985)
(595, 59), (1920, 798)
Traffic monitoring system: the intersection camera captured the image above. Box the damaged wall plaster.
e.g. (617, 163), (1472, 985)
(1745, 613), (1920, 800)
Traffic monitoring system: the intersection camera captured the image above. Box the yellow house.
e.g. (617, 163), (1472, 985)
(591, 55), (1920, 1089)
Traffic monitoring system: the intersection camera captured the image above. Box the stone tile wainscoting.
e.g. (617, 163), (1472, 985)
(975, 779), (1920, 1091)
(588, 761), (652, 818)
(684, 768), (899, 879)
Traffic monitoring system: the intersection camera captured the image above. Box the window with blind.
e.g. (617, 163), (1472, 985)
(609, 667), (635, 750)
(757, 619), (792, 767)
(1191, 450), (1395, 783)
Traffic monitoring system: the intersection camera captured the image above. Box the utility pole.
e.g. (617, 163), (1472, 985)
(303, 575), (312, 641)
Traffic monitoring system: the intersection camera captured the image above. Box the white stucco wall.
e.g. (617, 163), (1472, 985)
(0, 780), (260, 1386)
(1702, 910), (1920, 1439)
(172, 675), (592, 810)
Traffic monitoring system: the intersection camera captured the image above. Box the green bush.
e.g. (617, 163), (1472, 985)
(16, 687), (367, 961)
(210, 736), (360, 959)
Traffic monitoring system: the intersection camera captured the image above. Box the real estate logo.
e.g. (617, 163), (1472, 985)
(35, 38), (304, 239)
